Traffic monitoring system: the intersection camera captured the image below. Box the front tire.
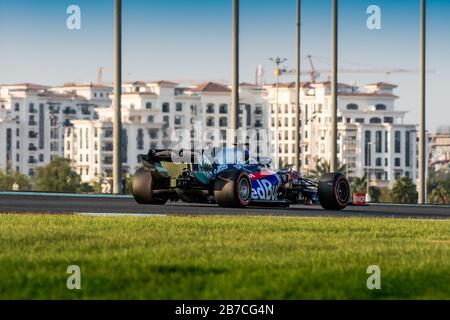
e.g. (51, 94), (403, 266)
(318, 173), (350, 210)
(214, 170), (252, 208)
(132, 168), (168, 205)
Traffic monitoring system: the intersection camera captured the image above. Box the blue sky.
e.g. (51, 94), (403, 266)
(0, 0), (449, 129)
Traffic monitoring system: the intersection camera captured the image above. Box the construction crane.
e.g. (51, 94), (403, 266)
(306, 55), (320, 83)
(279, 55), (433, 82)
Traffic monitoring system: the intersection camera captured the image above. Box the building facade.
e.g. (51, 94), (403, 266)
(0, 83), (111, 177)
(1, 80), (418, 188)
(428, 126), (450, 172)
(264, 81), (418, 187)
(64, 81), (268, 183)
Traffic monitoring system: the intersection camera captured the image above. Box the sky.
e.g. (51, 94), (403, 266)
(0, 0), (449, 130)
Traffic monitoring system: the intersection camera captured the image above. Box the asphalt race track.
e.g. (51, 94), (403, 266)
(0, 192), (449, 219)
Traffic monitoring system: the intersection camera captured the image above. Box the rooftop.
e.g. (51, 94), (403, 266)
(192, 82), (231, 93)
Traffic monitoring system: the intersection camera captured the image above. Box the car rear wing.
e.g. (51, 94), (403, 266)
(140, 148), (207, 165)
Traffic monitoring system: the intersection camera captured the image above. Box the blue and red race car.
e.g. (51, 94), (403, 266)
(132, 147), (350, 210)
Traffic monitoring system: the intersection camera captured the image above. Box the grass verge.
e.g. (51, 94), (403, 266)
(0, 214), (449, 299)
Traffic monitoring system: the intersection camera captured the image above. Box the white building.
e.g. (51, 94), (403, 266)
(428, 126), (450, 171)
(265, 81), (418, 187)
(0, 83), (109, 176)
(65, 81), (269, 183)
(0, 79), (418, 188)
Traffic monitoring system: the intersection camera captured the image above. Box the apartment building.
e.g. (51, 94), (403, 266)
(265, 81), (418, 187)
(65, 81), (269, 183)
(1, 79), (418, 188)
(0, 83), (109, 176)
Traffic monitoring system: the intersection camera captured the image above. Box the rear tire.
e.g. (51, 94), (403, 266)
(132, 168), (168, 205)
(318, 173), (350, 210)
(214, 170), (252, 208)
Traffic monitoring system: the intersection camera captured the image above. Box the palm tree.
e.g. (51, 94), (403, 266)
(430, 182), (450, 204)
(350, 176), (367, 194)
(309, 157), (346, 179)
(391, 177), (418, 204)
(427, 168), (450, 204)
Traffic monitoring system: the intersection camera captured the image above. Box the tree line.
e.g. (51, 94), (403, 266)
(0, 157), (132, 194)
(1, 157), (449, 204)
(309, 158), (450, 204)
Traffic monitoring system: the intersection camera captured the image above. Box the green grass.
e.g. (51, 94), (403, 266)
(0, 214), (449, 300)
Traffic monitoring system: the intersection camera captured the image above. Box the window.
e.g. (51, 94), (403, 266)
(346, 103), (358, 110)
(174, 116), (182, 125)
(376, 158), (382, 167)
(14, 103), (20, 111)
(375, 104), (387, 111)
(206, 104), (215, 114)
(162, 103), (170, 113)
(395, 158), (401, 167)
(137, 129), (144, 150)
(395, 131), (401, 153)
(405, 131), (411, 167)
(121, 129), (128, 164)
(176, 103), (183, 112)
(370, 117), (382, 124)
(219, 104), (228, 114)
(163, 116), (170, 126)
(384, 117), (394, 124)
(219, 117), (227, 127)
(375, 131), (382, 153)
(147, 116), (154, 123)
(365, 131), (372, 166)
(146, 102), (152, 109)
(385, 131), (388, 152)
(148, 130), (158, 139)
(355, 118), (365, 124)
(100, 129), (110, 139)
(206, 117), (215, 127)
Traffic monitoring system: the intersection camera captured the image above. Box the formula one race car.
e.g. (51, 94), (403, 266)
(132, 147), (350, 210)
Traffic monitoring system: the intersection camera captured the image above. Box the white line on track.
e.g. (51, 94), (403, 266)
(76, 212), (167, 217)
